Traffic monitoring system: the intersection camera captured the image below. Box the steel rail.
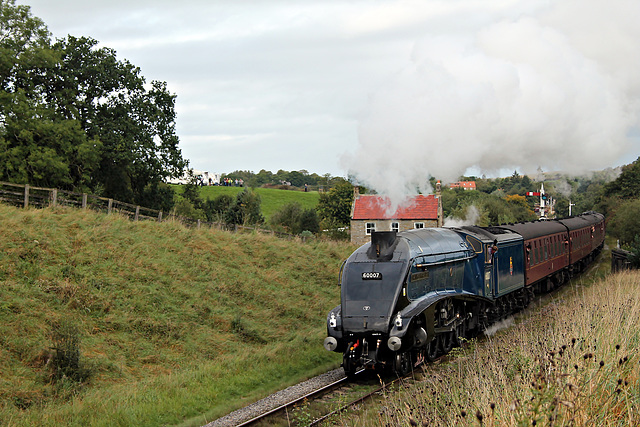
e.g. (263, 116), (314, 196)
(236, 369), (365, 426)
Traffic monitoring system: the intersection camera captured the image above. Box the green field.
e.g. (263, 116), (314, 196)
(175, 185), (321, 221)
(0, 203), (354, 426)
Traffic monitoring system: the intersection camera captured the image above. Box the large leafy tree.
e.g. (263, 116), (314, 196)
(0, 1), (186, 209)
(602, 157), (640, 201)
(317, 179), (354, 227)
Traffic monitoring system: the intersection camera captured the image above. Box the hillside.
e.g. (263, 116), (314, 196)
(191, 185), (321, 221)
(0, 204), (354, 426)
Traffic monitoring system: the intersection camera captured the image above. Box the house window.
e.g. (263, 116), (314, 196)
(414, 222), (425, 229)
(365, 222), (376, 235)
(391, 222), (399, 232)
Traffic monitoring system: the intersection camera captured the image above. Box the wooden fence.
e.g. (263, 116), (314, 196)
(0, 181), (294, 238)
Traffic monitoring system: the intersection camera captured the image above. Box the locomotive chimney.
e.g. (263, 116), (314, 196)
(368, 231), (398, 261)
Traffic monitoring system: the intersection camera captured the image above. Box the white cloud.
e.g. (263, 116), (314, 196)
(19, 0), (640, 181)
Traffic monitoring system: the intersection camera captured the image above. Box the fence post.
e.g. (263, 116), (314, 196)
(158, 211), (163, 222)
(197, 219), (201, 228)
(82, 193), (87, 209)
(51, 189), (58, 207)
(108, 199), (113, 214)
(134, 206), (140, 221)
(23, 184), (29, 208)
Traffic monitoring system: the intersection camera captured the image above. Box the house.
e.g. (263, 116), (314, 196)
(166, 170), (220, 185)
(350, 188), (442, 245)
(449, 181), (476, 190)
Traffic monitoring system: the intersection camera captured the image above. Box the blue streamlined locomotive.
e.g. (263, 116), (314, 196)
(323, 212), (605, 376)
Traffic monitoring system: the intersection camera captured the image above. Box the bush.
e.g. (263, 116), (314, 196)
(224, 188), (264, 226)
(49, 319), (92, 384)
(270, 202), (320, 235)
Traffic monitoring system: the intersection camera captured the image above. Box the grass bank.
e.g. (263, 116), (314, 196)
(174, 185), (321, 221)
(335, 257), (640, 426)
(0, 203), (354, 426)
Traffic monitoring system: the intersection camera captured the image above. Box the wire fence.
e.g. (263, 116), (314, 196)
(0, 181), (295, 239)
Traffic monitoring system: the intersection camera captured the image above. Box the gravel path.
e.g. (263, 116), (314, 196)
(203, 368), (346, 427)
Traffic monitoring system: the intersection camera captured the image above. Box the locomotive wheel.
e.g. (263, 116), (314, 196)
(441, 331), (455, 353)
(425, 337), (439, 361)
(455, 321), (466, 346)
(394, 352), (412, 376)
(343, 353), (357, 378)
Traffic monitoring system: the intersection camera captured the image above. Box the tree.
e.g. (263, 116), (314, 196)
(598, 157), (640, 217)
(270, 202), (320, 235)
(607, 198), (640, 247)
(298, 208), (320, 234)
(42, 36), (186, 207)
(203, 194), (233, 222)
(224, 188), (264, 226)
(317, 179), (354, 227)
(0, 2), (187, 211)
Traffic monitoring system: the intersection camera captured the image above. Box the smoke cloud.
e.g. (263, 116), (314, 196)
(443, 205), (481, 227)
(342, 0), (640, 206)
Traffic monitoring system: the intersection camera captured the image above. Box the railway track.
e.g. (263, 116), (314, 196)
(236, 370), (357, 426)
(238, 368), (414, 427)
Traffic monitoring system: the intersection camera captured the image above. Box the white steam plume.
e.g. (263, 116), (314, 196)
(342, 0), (640, 206)
(443, 205), (481, 227)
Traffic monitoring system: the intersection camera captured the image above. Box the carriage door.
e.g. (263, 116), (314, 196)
(484, 265), (493, 298)
(484, 243), (495, 298)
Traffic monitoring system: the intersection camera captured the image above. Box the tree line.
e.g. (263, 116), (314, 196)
(0, 0), (185, 211)
(221, 169), (341, 189)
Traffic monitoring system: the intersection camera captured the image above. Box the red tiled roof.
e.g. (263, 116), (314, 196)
(449, 181), (476, 189)
(352, 195), (439, 220)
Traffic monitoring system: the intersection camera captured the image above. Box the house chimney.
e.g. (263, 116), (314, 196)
(353, 186), (360, 199)
(436, 180), (443, 227)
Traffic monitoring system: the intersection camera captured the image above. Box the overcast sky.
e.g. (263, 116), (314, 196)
(20, 0), (640, 199)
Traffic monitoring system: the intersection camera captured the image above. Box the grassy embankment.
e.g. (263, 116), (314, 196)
(176, 185), (321, 221)
(0, 203), (354, 426)
(335, 246), (640, 426)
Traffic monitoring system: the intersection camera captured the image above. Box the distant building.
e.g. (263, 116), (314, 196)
(449, 181), (476, 190)
(350, 189), (441, 245)
(166, 170), (220, 185)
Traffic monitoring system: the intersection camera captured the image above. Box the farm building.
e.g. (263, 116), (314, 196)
(350, 187), (442, 245)
(448, 181), (476, 190)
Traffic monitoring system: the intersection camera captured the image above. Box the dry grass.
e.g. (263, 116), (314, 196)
(335, 270), (640, 426)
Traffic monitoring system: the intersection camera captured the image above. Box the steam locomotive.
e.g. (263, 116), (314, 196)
(323, 212), (605, 376)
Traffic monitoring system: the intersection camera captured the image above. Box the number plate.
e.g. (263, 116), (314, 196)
(362, 272), (383, 280)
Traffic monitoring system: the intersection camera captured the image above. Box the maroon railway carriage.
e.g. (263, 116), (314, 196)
(557, 212), (605, 273)
(497, 212), (605, 292)
(497, 221), (569, 292)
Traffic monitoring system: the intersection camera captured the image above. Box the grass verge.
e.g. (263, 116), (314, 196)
(0, 203), (353, 426)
